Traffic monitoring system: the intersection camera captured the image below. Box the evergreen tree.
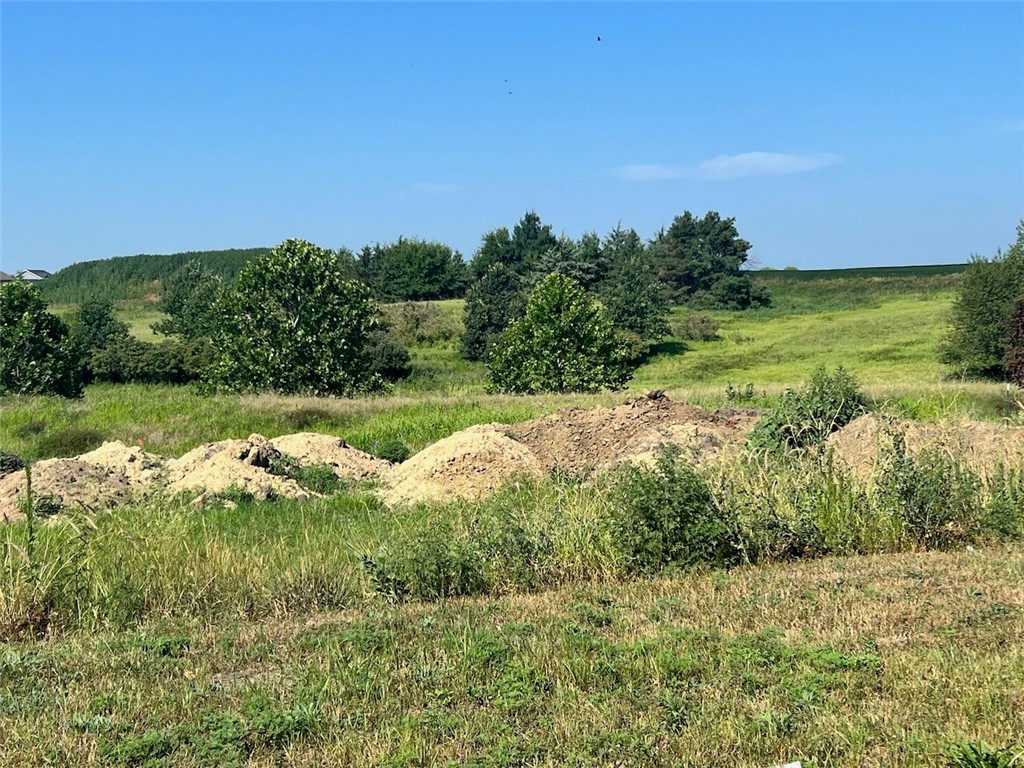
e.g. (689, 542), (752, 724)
(152, 260), (224, 340)
(461, 264), (528, 361)
(601, 246), (670, 342)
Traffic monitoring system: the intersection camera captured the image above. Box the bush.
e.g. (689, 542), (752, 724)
(0, 281), (84, 398)
(69, 298), (130, 355)
(941, 222), (1024, 379)
(368, 439), (411, 464)
(749, 366), (868, 451)
(676, 314), (721, 341)
(487, 273), (633, 394)
(208, 239), (384, 396)
(366, 330), (412, 382)
(380, 302), (461, 348)
(90, 337), (205, 385)
(268, 456), (343, 495)
(877, 436), (982, 550)
(1007, 299), (1024, 387)
(608, 447), (739, 573)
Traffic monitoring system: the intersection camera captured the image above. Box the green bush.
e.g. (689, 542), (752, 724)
(608, 447), (740, 573)
(366, 330), (412, 382)
(749, 366), (867, 451)
(487, 273), (633, 394)
(368, 439), (411, 464)
(877, 436), (982, 550)
(380, 302), (461, 348)
(90, 337), (207, 385)
(0, 281), (84, 398)
(268, 455), (344, 495)
(676, 314), (721, 341)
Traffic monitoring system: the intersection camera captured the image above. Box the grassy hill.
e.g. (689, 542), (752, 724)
(40, 247), (270, 304)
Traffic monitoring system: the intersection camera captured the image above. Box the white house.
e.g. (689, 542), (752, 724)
(15, 269), (52, 282)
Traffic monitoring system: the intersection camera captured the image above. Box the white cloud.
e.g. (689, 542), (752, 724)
(615, 152), (841, 182)
(698, 151), (842, 180)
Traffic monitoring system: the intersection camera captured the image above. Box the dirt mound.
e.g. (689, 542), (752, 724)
(827, 413), (1024, 478)
(165, 434), (309, 504)
(381, 425), (543, 507)
(76, 441), (166, 487)
(508, 393), (762, 474)
(269, 433), (390, 481)
(0, 459), (133, 523)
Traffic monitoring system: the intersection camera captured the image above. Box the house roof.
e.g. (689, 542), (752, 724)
(0, 271), (14, 282)
(16, 269), (52, 280)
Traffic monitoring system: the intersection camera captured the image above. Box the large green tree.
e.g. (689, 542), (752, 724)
(356, 238), (467, 301)
(600, 228), (670, 342)
(649, 210), (769, 309)
(0, 280), (84, 397)
(531, 232), (608, 292)
(152, 260), (224, 341)
(941, 222), (1024, 379)
(470, 212), (557, 279)
(208, 239), (385, 396)
(487, 273), (632, 394)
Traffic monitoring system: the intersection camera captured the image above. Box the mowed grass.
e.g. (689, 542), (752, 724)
(2, 544), (1021, 766)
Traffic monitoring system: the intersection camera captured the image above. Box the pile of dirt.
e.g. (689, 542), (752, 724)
(381, 393), (762, 506)
(269, 433), (390, 481)
(76, 441), (166, 488)
(507, 393), (762, 474)
(381, 425), (543, 507)
(827, 413), (1024, 478)
(165, 434), (309, 504)
(0, 458), (133, 523)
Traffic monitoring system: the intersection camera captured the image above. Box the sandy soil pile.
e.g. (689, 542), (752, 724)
(0, 458), (133, 523)
(268, 433), (390, 481)
(826, 413), (1024, 478)
(508, 393), (762, 474)
(165, 434), (310, 504)
(380, 393), (763, 506)
(76, 441), (166, 487)
(381, 425), (543, 507)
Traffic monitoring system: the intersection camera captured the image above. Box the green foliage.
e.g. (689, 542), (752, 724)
(470, 211), (557, 279)
(487, 273), (633, 394)
(609, 446), (740, 572)
(0, 281), (84, 398)
(877, 437), (983, 550)
(601, 240), (670, 341)
(750, 367), (868, 450)
(90, 337), (210, 385)
(268, 455), (344, 495)
(35, 426), (105, 458)
(151, 260), (224, 341)
(208, 239), (386, 396)
(356, 237), (467, 301)
(649, 210), (770, 309)
(367, 439), (411, 463)
(40, 248), (268, 304)
(1007, 299), (1024, 387)
(69, 298), (130, 354)
(363, 524), (487, 601)
(944, 741), (1023, 768)
(366, 330), (413, 382)
(531, 232), (608, 292)
(461, 264), (528, 361)
(379, 301), (461, 348)
(941, 222), (1024, 379)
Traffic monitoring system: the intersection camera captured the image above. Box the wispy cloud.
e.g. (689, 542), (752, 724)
(699, 151), (842, 180)
(615, 151), (842, 182)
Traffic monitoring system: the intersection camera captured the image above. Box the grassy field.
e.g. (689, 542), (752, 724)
(3, 271), (1023, 766)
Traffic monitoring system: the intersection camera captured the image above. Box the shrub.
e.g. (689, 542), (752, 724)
(1007, 299), (1024, 387)
(749, 366), (867, 451)
(268, 456), (343, 495)
(676, 314), (721, 341)
(366, 330), (412, 382)
(152, 260), (224, 341)
(90, 337), (202, 384)
(368, 439), (411, 464)
(877, 436), (982, 550)
(69, 298), (130, 356)
(0, 281), (84, 398)
(941, 221), (1024, 380)
(487, 273), (633, 394)
(608, 446), (739, 573)
(380, 302), (461, 348)
(208, 239), (385, 396)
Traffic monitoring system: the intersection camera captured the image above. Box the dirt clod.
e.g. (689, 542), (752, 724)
(269, 433), (391, 481)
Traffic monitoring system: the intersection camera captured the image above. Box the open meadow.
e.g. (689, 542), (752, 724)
(3, 272), (1023, 767)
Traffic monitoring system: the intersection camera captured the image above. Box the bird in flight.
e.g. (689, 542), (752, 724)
(597, 35), (602, 42)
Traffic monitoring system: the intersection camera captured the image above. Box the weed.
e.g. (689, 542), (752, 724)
(944, 741), (1024, 767)
(268, 454), (344, 495)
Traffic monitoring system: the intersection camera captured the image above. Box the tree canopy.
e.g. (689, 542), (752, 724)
(487, 273), (632, 394)
(356, 238), (467, 302)
(208, 239), (385, 396)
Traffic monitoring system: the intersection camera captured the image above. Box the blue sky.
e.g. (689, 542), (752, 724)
(2, 2), (1022, 274)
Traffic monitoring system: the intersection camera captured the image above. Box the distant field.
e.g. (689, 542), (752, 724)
(753, 263), (969, 281)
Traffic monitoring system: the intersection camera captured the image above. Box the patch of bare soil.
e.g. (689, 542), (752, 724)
(76, 441), (166, 487)
(165, 434), (309, 504)
(0, 459), (133, 523)
(827, 413), (1024, 478)
(381, 425), (543, 507)
(269, 433), (390, 481)
(507, 393), (762, 474)
(381, 393), (762, 506)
